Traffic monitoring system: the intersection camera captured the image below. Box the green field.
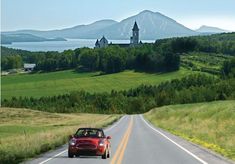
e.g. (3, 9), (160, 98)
(0, 107), (120, 163)
(144, 100), (235, 160)
(1, 68), (194, 99)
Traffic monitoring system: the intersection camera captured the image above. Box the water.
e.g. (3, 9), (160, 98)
(1, 39), (155, 52)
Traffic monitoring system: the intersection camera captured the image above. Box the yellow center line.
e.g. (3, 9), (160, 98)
(110, 116), (133, 164)
(116, 117), (133, 164)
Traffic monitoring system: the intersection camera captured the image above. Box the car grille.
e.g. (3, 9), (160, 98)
(78, 144), (96, 149)
(77, 140), (97, 149)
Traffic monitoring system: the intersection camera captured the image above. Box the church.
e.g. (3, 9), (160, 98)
(95, 21), (141, 48)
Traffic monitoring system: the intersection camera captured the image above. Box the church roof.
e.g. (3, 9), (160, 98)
(95, 39), (99, 46)
(100, 36), (108, 43)
(24, 63), (36, 69)
(132, 21), (139, 31)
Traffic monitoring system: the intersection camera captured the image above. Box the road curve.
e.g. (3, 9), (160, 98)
(25, 115), (233, 164)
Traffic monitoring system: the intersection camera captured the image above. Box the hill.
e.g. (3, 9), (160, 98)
(1, 68), (193, 99)
(196, 25), (229, 34)
(3, 10), (198, 40)
(0, 107), (120, 163)
(1, 33), (66, 44)
(144, 100), (235, 160)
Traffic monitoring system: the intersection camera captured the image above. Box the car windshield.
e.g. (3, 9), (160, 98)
(75, 129), (105, 138)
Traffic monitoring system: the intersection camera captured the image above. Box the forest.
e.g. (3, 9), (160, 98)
(1, 45), (179, 74)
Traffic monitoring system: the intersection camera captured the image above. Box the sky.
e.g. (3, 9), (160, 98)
(1, 0), (235, 31)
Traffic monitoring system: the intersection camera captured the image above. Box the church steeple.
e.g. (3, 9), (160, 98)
(132, 21), (139, 31)
(130, 21), (139, 46)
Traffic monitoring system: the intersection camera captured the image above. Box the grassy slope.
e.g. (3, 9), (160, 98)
(144, 100), (235, 160)
(0, 107), (120, 163)
(181, 52), (232, 71)
(1, 68), (193, 99)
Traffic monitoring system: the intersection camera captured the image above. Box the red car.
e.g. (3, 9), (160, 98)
(68, 128), (111, 159)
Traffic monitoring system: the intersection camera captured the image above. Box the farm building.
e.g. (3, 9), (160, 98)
(24, 63), (36, 72)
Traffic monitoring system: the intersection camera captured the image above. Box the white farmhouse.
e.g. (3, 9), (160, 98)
(24, 63), (36, 72)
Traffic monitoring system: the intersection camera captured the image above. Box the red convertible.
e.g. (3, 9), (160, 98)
(68, 128), (111, 159)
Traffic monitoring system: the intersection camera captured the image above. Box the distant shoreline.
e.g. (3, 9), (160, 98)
(1, 38), (67, 45)
(1, 39), (155, 52)
(1, 33), (67, 45)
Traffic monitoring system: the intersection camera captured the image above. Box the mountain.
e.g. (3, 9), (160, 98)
(1, 33), (66, 44)
(2, 10), (198, 40)
(196, 25), (228, 34)
(3, 20), (118, 39)
(95, 10), (197, 40)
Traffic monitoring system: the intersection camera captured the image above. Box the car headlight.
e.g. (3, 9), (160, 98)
(99, 140), (105, 146)
(69, 139), (76, 146)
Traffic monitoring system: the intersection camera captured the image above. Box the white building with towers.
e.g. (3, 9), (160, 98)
(95, 21), (141, 48)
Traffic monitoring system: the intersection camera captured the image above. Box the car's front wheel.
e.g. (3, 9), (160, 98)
(68, 150), (74, 158)
(75, 154), (80, 157)
(102, 149), (107, 159)
(107, 149), (110, 158)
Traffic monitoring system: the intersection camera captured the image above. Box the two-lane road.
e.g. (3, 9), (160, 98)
(26, 115), (233, 164)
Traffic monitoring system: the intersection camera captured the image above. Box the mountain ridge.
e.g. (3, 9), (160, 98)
(1, 10), (230, 41)
(196, 25), (229, 33)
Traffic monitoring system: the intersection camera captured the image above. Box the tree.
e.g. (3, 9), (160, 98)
(222, 58), (235, 78)
(79, 49), (98, 71)
(1, 55), (22, 70)
(163, 52), (180, 71)
(171, 38), (198, 53)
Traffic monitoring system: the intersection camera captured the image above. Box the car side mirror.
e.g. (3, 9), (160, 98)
(69, 134), (74, 139)
(107, 136), (111, 140)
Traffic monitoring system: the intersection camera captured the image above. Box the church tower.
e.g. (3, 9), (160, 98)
(130, 21), (139, 46)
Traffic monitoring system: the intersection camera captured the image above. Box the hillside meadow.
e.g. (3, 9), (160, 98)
(1, 68), (194, 99)
(144, 100), (235, 160)
(0, 107), (120, 164)
(181, 52), (232, 75)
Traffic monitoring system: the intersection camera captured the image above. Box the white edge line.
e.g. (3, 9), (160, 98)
(38, 149), (68, 164)
(140, 115), (208, 164)
(38, 115), (126, 164)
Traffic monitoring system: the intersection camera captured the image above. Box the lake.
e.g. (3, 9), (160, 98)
(1, 39), (155, 52)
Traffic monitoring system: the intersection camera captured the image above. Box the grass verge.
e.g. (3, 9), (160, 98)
(0, 107), (121, 164)
(144, 100), (235, 161)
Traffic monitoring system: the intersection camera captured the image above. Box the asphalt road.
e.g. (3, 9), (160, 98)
(25, 115), (234, 164)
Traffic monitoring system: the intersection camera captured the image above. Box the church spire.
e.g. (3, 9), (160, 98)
(130, 21), (139, 46)
(132, 21), (139, 31)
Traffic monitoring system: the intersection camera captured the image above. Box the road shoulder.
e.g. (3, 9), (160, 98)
(141, 115), (235, 164)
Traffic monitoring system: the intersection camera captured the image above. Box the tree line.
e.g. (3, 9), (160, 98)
(1, 44), (180, 74)
(2, 74), (234, 114)
(154, 32), (235, 55)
